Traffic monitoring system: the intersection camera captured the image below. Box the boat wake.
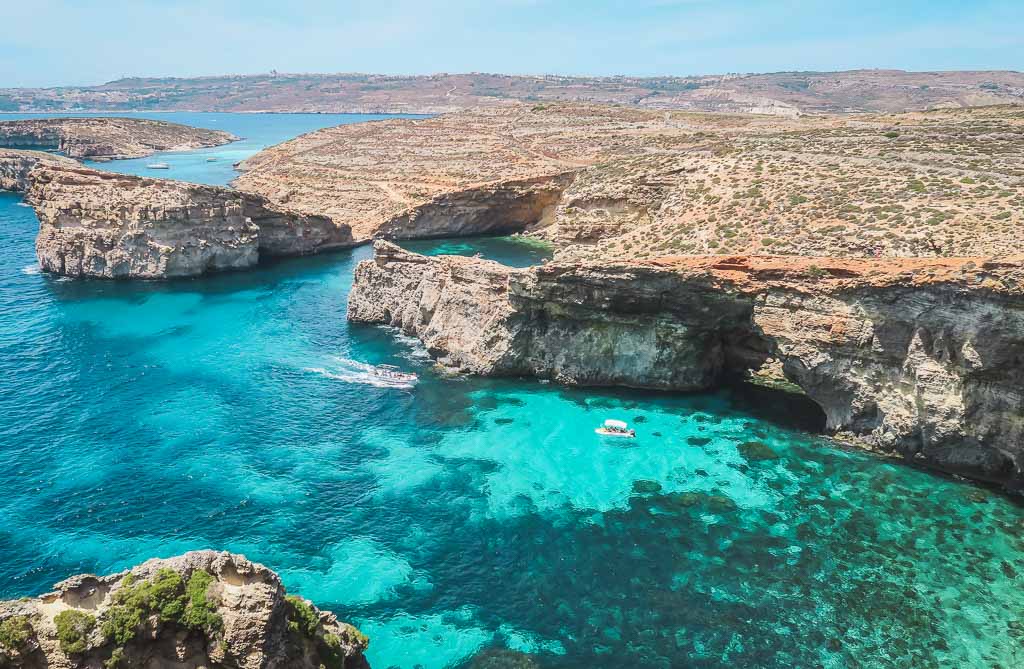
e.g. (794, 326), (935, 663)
(305, 357), (418, 390)
(21, 265), (40, 275)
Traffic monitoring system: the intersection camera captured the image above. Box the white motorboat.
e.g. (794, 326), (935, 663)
(595, 419), (635, 438)
(373, 364), (418, 385)
(206, 157), (219, 162)
(146, 162), (170, 169)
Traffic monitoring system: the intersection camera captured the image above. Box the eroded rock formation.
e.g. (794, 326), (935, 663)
(24, 165), (352, 279)
(0, 118), (237, 160)
(350, 242), (1024, 487)
(0, 550), (368, 669)
(0, 148), (78, 192)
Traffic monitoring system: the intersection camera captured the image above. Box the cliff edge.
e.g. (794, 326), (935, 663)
(350, 242), (1024, 488)
(0, 551), (368, 669)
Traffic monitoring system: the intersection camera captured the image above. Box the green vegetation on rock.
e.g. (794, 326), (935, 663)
(54, 609), (95, 655)
(101, 569), (222, 649)
(285, 595), (319, 638)
(0, 615), (34, 651)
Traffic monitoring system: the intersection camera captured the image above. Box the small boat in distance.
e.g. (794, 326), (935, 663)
(206, 157), (219, 162)
(595, 419), (636, 438)
(146, 162), (170, 169)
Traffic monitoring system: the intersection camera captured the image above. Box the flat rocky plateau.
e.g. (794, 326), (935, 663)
(0, 117), (237, 160)
(237, 103), (1024, 259)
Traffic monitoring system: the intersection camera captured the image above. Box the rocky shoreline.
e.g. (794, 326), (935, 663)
(0, 117), (237, 161)
(0, 551), (368, 669)
(0, 151), (353, 279)
(349, 242), (1024, 489)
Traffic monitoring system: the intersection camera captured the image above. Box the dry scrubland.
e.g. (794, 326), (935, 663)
(237, 103), (1024, 260)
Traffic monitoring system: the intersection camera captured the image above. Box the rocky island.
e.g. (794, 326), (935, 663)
(0, 551), (368, 669)
(0, 117), (237, 160)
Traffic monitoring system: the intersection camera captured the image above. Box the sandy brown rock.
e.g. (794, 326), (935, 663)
(25, 165), (354, 279)
(0, 148), (78, 192)
(350, 242), (1024, 487)
(0, 550), (368, 669)
(0, 117), (236, 160)
(238, 103), (1024, 259)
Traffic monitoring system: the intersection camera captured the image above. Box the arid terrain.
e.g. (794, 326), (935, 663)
(0, 117), (236, 160)
(237, 102), (1024, 260)
(2, 69), (1022, 115)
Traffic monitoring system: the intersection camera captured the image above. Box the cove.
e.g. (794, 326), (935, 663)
(1, 114), (1023, 669)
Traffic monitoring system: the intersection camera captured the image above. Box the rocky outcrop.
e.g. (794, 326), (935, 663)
(350, 242), (1024, 488)
(0, 118), (236, 161)
(0, 149), (78, 192)
(0, 550), (368, 669)
(25, 165), (353, 279)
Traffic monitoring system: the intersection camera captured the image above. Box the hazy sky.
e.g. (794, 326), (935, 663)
(1, 0), (1021, 87)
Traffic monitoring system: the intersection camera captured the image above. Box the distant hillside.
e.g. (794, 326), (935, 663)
(1, 70), (1022, 116)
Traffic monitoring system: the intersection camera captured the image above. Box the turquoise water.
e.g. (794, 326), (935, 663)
(2, 115), (1024, 668)
(1, 111), (421, 186)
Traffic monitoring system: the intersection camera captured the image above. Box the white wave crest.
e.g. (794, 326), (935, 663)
(305, 357), (418, 390)
(21, 264), (40, 275)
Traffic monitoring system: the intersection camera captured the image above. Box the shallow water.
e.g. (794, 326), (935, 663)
(1, 114), (1024, 669)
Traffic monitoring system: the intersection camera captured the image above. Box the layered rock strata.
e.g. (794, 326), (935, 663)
(24, 165), (351, 279)
(0, 550), (368, 669)
(0, 148), (78, 192)
(0, 118), (237, 160)
(349, 242), (1024, 487)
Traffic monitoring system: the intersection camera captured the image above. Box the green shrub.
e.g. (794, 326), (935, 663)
(182, 571), (221, 633)
(0, 615), (34, 650)
(884, 131), (899, 139)
(319, 633), (345, 669)
(285, 595), (319, 638)
(101, 568), (220, 646)
(104, 647), (125, 668)
(54, 609), (95, 655)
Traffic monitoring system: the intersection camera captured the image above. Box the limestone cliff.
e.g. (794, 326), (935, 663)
(24, 165), (353, 279)
(0, 118), (237, 161)
(0, 149), (78, 192)
(0, 551), (368, 669)
(349, 242), (1024, 488)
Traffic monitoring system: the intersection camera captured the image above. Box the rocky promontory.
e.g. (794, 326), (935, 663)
(0, 551), (368, 669)
(350, 242), (1024, 488)
(0, 148), (78, 192)
(19, 164), (352, 279)
(0, 117), (237, 161)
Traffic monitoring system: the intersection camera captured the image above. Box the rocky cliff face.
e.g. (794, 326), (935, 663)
(24, 165), (354, 279)
(0, 118), (237, 161)
(0, 551), (368, 669)
(0, 149), (78, 192)
(350, 242), (1024, 488)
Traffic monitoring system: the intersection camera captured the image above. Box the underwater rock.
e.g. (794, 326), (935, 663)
(0, 551), (368, 669)
(737, 441), (780, 461)
(632, 480), (663, 494)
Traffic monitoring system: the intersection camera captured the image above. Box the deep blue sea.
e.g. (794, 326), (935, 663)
(1, 113), (1023, 669)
